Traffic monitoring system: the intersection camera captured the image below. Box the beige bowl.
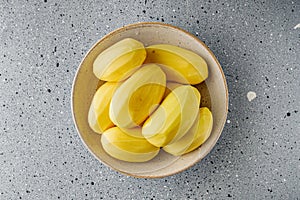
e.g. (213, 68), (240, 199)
(71, 22), (228, 178)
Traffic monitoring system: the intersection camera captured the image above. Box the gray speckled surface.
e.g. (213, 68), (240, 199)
(0, 0), (299, 199)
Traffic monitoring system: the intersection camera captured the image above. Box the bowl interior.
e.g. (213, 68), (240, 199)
(72, 22), (228, 178)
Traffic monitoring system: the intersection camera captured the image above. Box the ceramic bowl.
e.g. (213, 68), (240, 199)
(71, 22), (228, 178)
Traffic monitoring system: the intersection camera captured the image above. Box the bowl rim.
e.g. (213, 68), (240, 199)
(71, 22), (229, 178)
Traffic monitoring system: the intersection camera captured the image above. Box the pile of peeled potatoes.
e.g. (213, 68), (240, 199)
(88, 38), (213, 162)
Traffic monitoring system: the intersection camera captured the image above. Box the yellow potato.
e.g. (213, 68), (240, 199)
(163, 109), (200, 156)
(93, 38), (146, 81)
(184, 107), (213, 154)
(88, 82), (119, 134)
(101, 127), (160, 162)
(145, 44), (208, 84)
(110, 64), (166, 128)
(142, 85), (200, 147)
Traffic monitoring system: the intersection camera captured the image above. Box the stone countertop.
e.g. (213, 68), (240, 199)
(0, 0), (299, 199)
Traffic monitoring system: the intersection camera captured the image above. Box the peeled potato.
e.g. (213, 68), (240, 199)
(163, 109), (200, 156)
(110, 64), (166, 128)
(101, 127), (160, 162)
(145, 44), (208, 84)
(184, 107), (213, 154)
(88, 82), (119, 134)
(142, 85), (200, 147)
(93, 38), (146, 82)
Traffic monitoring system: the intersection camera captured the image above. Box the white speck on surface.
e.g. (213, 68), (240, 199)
(227, 120), (231, 123)
(294, 23), (300, 29)
(247, 91), (257, 101)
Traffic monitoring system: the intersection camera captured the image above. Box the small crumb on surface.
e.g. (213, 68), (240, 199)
(227, 120), (231, 124)
(294, 23), (300, 29)
(247, 91), (257, 102)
